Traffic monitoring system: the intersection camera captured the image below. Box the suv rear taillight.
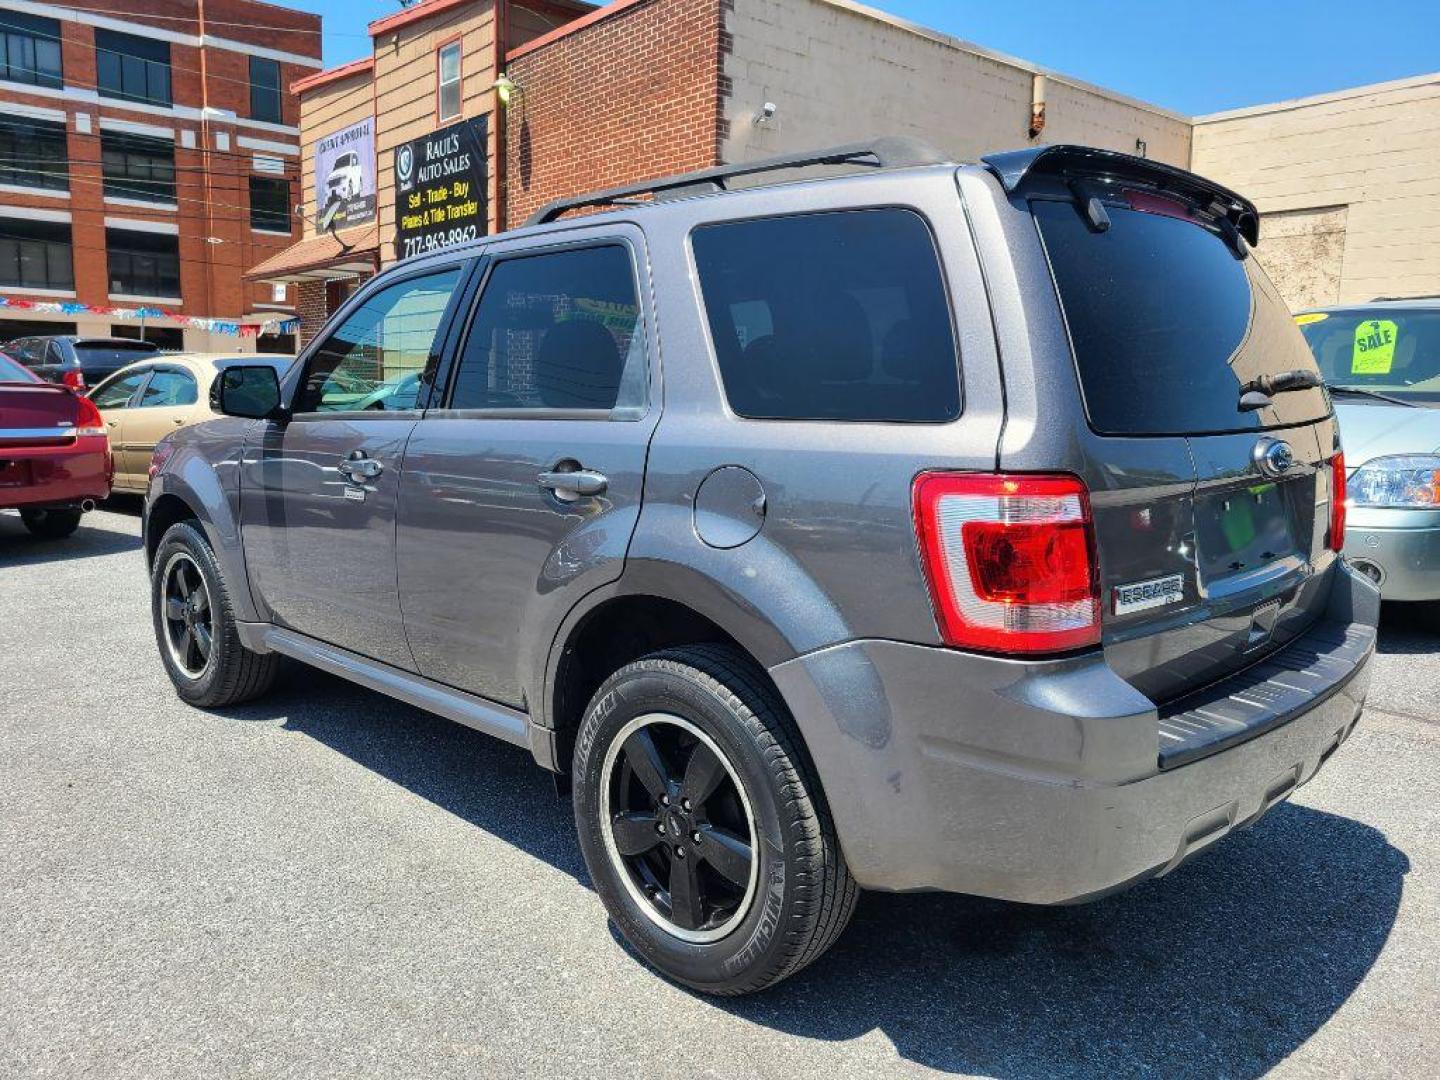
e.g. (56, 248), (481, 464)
(62, 369), (85, 391)
(912, 473), (1101, 654)
(1330, 452), (1347, 552)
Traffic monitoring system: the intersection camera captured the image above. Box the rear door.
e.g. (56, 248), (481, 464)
(240, 263), (471, 671)
(396, 229), (658, 708)
(996, 170), (1336, 704)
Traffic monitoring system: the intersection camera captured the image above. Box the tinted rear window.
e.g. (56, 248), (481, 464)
(1034, 198), (1328, 436)
(692, 209), (960, 423)
(73, 341), (160, 367)
(1300, 307), (1440, 404)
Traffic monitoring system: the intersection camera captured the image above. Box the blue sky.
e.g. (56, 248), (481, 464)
(299, 0), (1440, 115)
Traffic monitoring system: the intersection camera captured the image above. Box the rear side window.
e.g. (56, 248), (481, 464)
(1034, 197), (1328, 436)
(448, 245), (643, 412)
(692, 209), (960, 423)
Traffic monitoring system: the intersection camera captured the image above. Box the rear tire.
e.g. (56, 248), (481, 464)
(151, 521), (279, 707)
(572, 644), (857, 995)
(20, 508), (81, 539)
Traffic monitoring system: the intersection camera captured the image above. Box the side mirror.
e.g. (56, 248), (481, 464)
(213, 365), (286, 421)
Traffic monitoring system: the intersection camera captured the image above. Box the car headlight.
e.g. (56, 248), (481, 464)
(1348, 455), (1440, 508)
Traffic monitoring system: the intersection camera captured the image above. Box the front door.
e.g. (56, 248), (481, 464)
(118, 366), (199, 488)
(398, 234), (658, 707)
(240, 264), (470, 670)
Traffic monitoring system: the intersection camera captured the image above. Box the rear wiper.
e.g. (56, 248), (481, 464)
(1238, 369), (1322, 412)
(1327, 384), (1418, 408)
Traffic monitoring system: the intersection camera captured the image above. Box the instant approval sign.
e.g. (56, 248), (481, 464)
(315, 117), (376, 231)
(394, 116), (489, 260)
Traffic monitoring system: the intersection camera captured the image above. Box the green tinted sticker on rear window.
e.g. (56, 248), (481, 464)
(1353, 319), (1398, 374)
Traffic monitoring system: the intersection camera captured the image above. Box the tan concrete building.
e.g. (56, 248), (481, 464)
(1193, 72), (1440, 310)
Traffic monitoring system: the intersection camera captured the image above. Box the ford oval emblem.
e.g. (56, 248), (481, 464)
(1252, 437), (1295, 479)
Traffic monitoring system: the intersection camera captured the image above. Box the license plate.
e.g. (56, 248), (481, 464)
(1113, 573), (1185, 615)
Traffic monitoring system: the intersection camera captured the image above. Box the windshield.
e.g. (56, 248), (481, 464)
(1035, 196), (1330, 436)
(1299, 308), (1440, 406)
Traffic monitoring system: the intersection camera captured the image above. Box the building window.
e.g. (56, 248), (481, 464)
(249, 56), (282, 124)
(0, 117), (68, 192)
(95, 30), (171, 107)
(0, 218), (74, 291)
(107, 228), (180, 299)
(437, 40), (461, 122)
(0, 11), (62, 90)
(111, 324), (185, 351)
(101, 132), (176, 204)
(249, 175), (292, 233)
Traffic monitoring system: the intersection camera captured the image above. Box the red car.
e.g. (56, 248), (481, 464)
(0, 350), (112, 539)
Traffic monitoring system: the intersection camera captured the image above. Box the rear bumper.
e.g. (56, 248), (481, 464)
(0, 441), (111, 510)
(1344, 507), (1440, 601)
(769, 562), (1380, 903)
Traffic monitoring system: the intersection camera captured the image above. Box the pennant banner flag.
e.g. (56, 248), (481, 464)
(0, 295), (299, 339)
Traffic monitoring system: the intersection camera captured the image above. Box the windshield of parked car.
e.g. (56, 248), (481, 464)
(1299, 307), (1440, 406)
(72, 341), (161, 368)
(0, 352), (36, 381)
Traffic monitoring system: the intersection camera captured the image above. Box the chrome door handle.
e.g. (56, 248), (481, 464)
(338, 455), (383, 481)
(538, 469), (607, 498)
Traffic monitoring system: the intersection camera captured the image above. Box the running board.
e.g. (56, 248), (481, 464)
(260, 626), (540, 756)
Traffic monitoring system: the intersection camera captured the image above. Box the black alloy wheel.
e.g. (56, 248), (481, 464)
(602, 712), (758, 942)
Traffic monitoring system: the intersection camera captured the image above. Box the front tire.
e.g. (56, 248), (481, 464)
(573, 644), (857, 995)
(150, 521), (279, 707)
(20, 507), (81, 539)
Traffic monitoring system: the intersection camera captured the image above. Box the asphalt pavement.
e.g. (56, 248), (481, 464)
(1, 505), (1436, 1079)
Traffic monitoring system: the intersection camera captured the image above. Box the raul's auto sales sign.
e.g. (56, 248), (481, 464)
(394, 116), (488, 260)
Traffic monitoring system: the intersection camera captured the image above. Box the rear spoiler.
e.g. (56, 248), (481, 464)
(981, 144), (1260, 247)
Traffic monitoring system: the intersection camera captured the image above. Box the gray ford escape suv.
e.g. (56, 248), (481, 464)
(143, 139), (1378, 995)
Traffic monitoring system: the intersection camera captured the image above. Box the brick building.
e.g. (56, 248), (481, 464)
(0, 0), (321, 351)
(252, 0), (1436, 342)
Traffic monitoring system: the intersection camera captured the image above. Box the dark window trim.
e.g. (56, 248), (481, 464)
(0, 11), (63, 90)
(434, 236), (651, 422)
(286, 260), (475, 421)
(105, 227), (181, 299)
(686, 204), (963, 425)
(248, 174), (292, 233)
(0, 115), (69, 192)
(249, 55), (282, 124)
(101, 130), (177, 205)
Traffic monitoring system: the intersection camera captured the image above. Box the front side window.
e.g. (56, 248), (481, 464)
(136, 369), (197, 407)
(0, 219), (73, 291)
(692, 209), (961, 423)
(101, 132), (176, 204)
(437, 40), (461, 122)
(90, 369), (149, 409)
(249, 175), (292, 233)
(448, 245), (643, 412)
(106, 229), (181, 298)
(0, 117), (68, 191)
(249, 56), (282, 124)
(0, 11), (62, 89)
(95, 30), (171, 107)
(297, 268), (462, 413)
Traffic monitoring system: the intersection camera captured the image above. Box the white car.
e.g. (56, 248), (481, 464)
(325, 152), (364, 205)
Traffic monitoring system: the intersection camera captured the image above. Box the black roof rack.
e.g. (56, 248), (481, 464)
(981, 144), (1261, 246)
(524, 136), (953, 226)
